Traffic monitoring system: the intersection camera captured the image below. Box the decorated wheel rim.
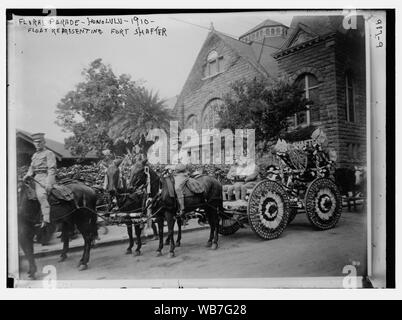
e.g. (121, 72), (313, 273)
(247, 180), (290, 240)
(305, 178), (342, 230)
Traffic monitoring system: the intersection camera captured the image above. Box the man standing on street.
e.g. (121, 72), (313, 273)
(23, 133), (57, 228)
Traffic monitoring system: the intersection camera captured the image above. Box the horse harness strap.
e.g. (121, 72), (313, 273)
(144, 166), (151, 195)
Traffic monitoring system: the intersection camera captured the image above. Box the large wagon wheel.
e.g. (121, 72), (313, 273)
(247, 180), (290, 240)
(218, 211), (241, 236)
(305, 177), (342, 230)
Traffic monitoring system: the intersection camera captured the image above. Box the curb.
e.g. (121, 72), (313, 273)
(33, 224), (209, 258)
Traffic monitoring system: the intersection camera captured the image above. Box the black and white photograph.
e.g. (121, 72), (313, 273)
(4, 6), (392, 291)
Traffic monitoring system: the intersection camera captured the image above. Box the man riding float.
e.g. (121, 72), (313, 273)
(23, 133), (56, 228)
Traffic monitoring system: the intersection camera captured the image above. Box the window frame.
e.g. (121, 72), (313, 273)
(294, 73), (320, 127)
(201, 99), (224, 129)
(345, 73), (356, 123)
(185, 115), (198, 130)
(205, 50), (224, 78)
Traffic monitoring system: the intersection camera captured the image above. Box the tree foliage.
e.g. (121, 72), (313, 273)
(108, 87), (172, 144)
(56, 59), (171, 157)
(218, 76), (310, 151)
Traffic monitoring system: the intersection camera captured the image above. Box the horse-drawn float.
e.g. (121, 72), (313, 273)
(94, 136), (342, 244)
(219, 139), (342, 240)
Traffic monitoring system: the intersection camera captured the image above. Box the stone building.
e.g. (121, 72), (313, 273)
(173, 15), (366, 169)
(273, 15), (366, 168)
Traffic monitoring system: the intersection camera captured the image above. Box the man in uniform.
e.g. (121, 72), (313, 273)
(23, 133), (57, 227)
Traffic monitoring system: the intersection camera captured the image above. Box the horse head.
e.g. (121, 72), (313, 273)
(120, 162), (162, 213)
(116, 188), (145, 213)
(16, 179), (41, 222)
(129, 159), (147, 190)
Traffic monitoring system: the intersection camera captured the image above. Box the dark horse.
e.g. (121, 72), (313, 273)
(118, 162), (222, 257)
(116, 163), (179, 257)
(17, 180), (98, 279)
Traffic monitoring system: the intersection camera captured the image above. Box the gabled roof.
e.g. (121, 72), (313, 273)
(239, 18), (287, 38)
(175, 28), (283, 113)
(288, 15), (347, 38)
(279, 23), (319, 50)
(214, 31), (270, 77)
(16, 129), (98, 160)
(275, 15), (361, 56)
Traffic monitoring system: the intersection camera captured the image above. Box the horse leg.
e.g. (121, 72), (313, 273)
(164, 216), (171, 245)
(211, 207), (219, 250)
(78, 235), (91, 271)
(156, 216), (164, 256)
(167, 211), (176, 258)
(26, 238), (37, 279)
(134, 224), (142, 256)
(19, 224), (37, 279)
(152, 221), (158, 239)
(206, 211), (213, 248)
(74, 215), (93, 271)
(175, 216), (182, 247)
(126, 223), (134, 254)
(58, 222), (70, 262)
(27, 242), (37, 279)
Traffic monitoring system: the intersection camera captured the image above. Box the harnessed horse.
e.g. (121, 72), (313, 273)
(116, 161), (223, 257)
(17, 179), (98, 279)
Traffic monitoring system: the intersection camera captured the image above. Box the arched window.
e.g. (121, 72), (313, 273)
(185, 115), (198, 130)
(202, 99), (224, 129)
(205, 50), (224, 77)
(345, 73), (356, 122)
(295, 73), (320, 126)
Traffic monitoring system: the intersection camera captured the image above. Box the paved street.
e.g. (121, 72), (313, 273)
(17, 209), (366, 285)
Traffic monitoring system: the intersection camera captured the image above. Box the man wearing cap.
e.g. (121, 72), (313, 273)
(23, 133), (57, 227)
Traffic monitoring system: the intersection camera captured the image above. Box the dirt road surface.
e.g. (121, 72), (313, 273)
(16, 210), (366, 287)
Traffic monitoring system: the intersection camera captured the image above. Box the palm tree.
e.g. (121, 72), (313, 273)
(108, 86), (172, 145)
